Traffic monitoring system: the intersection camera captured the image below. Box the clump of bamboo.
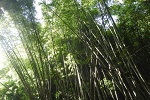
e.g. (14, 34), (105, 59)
(0, 0), (150, 100)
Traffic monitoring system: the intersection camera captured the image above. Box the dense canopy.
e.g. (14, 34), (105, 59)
(0, 0), (150, 100)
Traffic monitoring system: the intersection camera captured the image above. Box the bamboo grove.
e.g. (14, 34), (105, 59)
(0, 0), (150, 100)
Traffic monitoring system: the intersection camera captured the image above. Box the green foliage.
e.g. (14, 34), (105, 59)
(0, 0), (150, 100)
(111, 0), (150, 84)
(99, 78), (114, 91)
(0, 80), (29, 100)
